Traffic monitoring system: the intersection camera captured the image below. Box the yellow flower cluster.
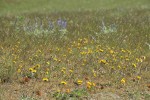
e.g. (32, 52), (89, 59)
(86, 81), (96, 89)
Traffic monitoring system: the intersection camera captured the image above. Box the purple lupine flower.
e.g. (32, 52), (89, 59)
(61, 20), (67, 29)
(48, 20), (54, 30)
(57, 18), (67, 29)
(57, 18), (62, 26)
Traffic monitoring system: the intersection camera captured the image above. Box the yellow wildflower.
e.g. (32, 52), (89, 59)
(92, 69), (97, 77)
(141, 56), (146, 60)
(46, 62), (50, 65)
(35, 54), (38, 57)
(13, 61), (16, 64)
(45, 71), (49, 75)
(37, 49), (42, 53)
(82, 63), (85, 66)
(87, 49), (93, 54)
(121, 49), (126, 53)
(120, 56), (123, 59)
(77, 80), (83, 85)
(32, 69), (37, 73)
(136, 76), (141, 80)
(29, 68), (33, 71)
(19, 65), (23, 68)
(87, 81), (92, 86)
(86, 81), (95, 89)
(92, 83), (96, 87)
(110, 50), (114, 54)
(99, 59), (106, 64)
(69, 70), (73, 73)
(68, 48), (72, 54)
(139, 58), (143, 62)
(118, 65), (121, 69)
(87, 85), (91, 89)
(127, 50), (131, 54)
(132, 63), (137, 68)
(99, 49), (104, 52)
(42, 77), (48, 82)
(66, 89), (70, 93)
(62, 67), (66, 70)
(36, 64), (40, 68)
(17, 69), (21, 73)
(83, 38), (88, 44)
(136, 58), (140, 62)
(57, 89), (61, 93)
(121, 78), (126, 84)
(17, 41), (20, 44)
(93, 73), (97, 77)
(61, 81), (67, 85)
(53, 57), (58, 61)
(29, 57), (32, 61)
(80, 51), (86, 55)
(61, 69), (65, 74)
(125, 58), (129, 61)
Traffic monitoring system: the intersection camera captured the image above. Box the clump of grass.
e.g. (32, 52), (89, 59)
(53, 88), (88, 100)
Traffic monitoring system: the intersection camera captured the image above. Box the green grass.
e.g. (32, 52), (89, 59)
(0, 0), (150, 16)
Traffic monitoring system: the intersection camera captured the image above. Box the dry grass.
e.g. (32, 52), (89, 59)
(0, 9), (150, 100)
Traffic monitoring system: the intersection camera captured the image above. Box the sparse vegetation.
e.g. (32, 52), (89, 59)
(0, 0), (150, 100)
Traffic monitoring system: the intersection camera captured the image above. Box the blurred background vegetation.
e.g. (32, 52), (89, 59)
(0, 0), (150, 16)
